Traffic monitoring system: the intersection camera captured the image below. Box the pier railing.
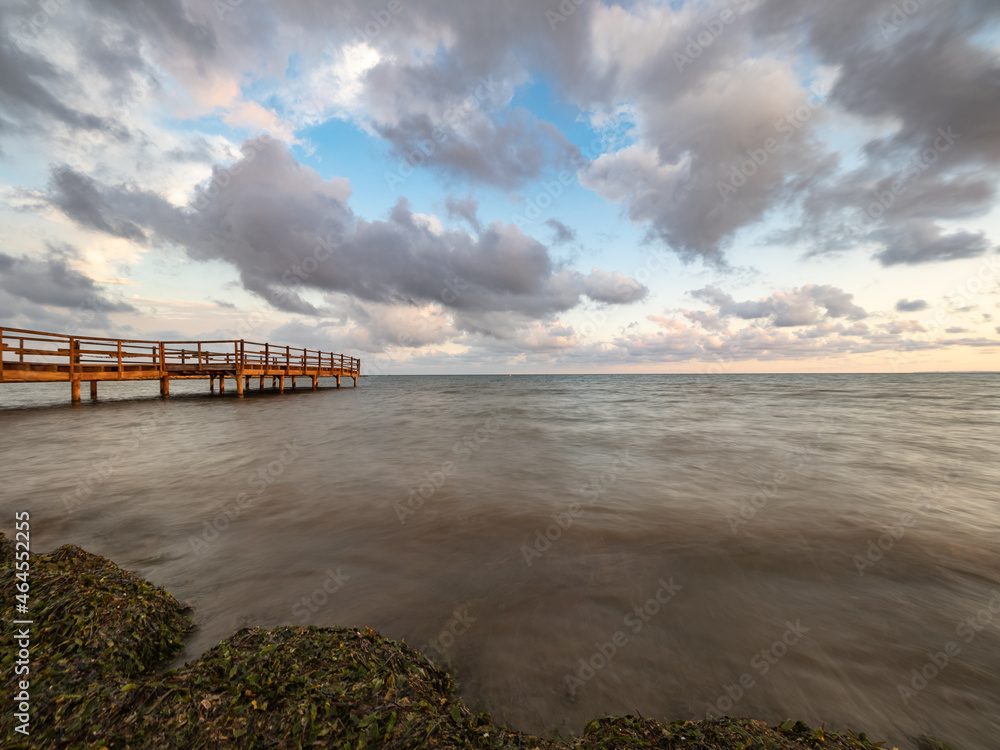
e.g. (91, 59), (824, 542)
(0, 327), (360, 376)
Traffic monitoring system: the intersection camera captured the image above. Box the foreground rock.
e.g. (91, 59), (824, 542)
(1, 533), (930, 749)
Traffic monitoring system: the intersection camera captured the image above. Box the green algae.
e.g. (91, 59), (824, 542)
(2, 532), (917, 749)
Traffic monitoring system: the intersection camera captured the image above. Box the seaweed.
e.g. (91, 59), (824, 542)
(1, 533), (913, 749)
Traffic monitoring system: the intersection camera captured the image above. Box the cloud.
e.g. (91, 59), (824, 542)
(44, 138), (646, 337)
(896, 298), (928, 312)
(48, 168), (148, 241)
(9, 0), (1000, 270)
(873, 221), (995, 266)
(689, 284), (867, 327)
(582, 268), (648, 305)
(444, 194), (482, 233)
(0, 245), (136, 326)
(545, 218), (576, 245)
(0, 17), (111, 135)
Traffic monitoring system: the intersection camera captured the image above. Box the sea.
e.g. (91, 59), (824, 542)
(1, 373), (998, 748)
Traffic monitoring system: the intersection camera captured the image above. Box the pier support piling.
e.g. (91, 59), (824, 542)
(71, 379), (81, 403)
(236, 375), (244, 398)
(210, 375), (215, 393)
(311, 375), (318, 390)
(336, 375), (341, 388)
(160, 376), (170, 398)
(90, 381), (98, 400)
(219, 377), (225, 394)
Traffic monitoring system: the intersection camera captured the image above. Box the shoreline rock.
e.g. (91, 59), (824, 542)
(2, 534), (947, 749)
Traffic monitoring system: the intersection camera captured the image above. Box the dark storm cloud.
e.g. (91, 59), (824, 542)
(895, 299), (928, 312)
(45, 139), (647, 329)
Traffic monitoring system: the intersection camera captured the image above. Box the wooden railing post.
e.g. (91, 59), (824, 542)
(198, 343), (202, 368)
(117, 340), (123, 376)
(0, 327), (4, 379)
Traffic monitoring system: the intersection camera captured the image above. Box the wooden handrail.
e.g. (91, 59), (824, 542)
(1, 327), (359, 375)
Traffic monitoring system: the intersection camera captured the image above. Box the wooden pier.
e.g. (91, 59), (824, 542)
(0, 327), (360, 403)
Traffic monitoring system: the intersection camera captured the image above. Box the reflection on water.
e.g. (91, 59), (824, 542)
(1, 374), (999, 748)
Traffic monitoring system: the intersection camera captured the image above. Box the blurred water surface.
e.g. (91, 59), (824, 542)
(1, 373), (998, 748)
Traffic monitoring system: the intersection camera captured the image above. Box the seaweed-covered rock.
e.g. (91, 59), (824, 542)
(0, 532), (193, 746)
(2, 534), (905, 749)
(88, 625), (560, 749)
(573, 715), (889, 749)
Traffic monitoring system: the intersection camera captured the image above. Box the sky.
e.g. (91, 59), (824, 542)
(1, 0), (999, 374)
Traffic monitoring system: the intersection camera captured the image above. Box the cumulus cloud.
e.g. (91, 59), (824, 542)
(689, 284), (867, 327)
(8, 0), (1000, 268)
(44, 138), (646, 339)
(0, 244), (136, 330)
(896, 299), (929, 312)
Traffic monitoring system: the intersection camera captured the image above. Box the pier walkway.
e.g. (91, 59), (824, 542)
(0, 327), (360, 403)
